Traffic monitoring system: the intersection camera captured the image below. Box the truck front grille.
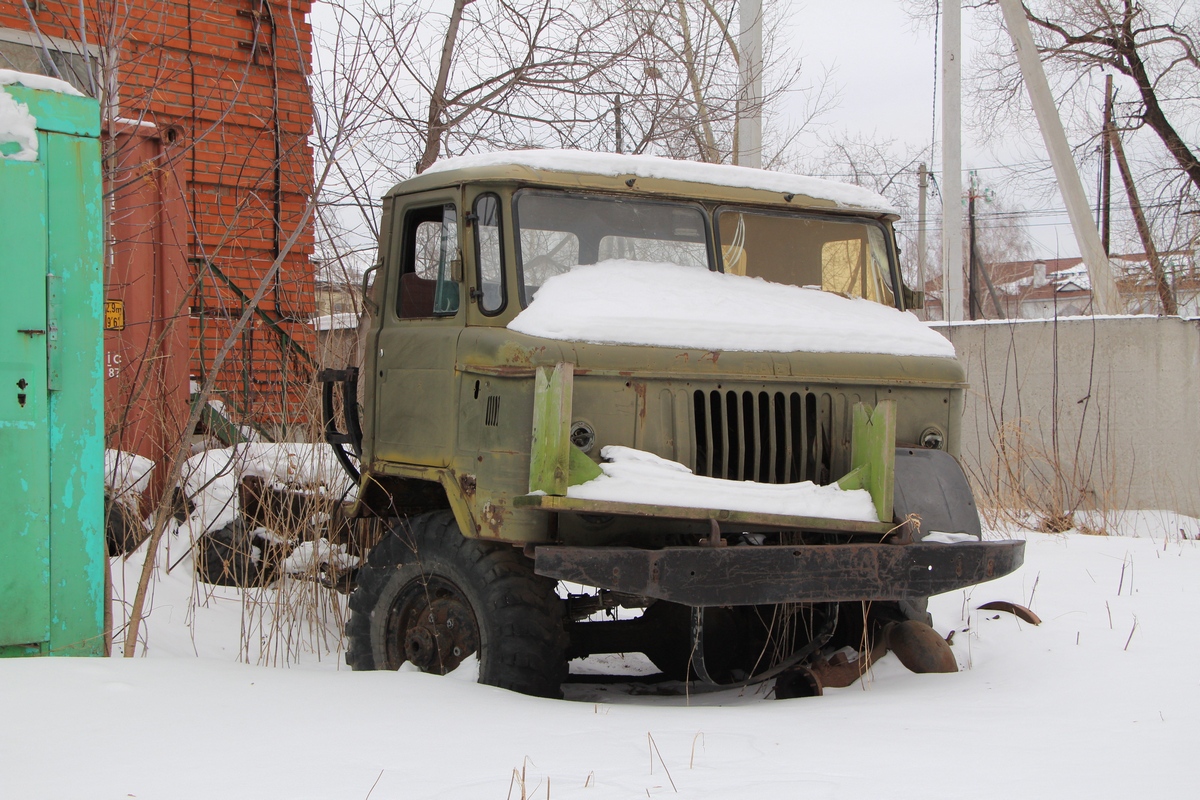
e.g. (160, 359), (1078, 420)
(690, 389), (860, 485)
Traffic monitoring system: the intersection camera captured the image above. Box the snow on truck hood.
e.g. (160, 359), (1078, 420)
(508, 261), (957, 359)
(424, 149), (897, 214)
(569, 446), (881, 523)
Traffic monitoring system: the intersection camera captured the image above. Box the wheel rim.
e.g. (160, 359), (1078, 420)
(385, 576), (479, 674)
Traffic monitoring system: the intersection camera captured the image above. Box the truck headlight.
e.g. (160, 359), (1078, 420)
(571, 421), (596, 453)
(920, 426), (945, 450)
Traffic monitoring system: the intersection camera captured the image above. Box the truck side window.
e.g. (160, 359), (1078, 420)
(474, 194), (505, 314)
(398, 203), (459, 318)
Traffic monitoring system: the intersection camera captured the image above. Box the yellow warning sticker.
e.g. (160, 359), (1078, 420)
(105, 299), (125, 331)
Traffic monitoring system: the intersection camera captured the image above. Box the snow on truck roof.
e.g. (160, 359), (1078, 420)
(409, 149), (898, 215)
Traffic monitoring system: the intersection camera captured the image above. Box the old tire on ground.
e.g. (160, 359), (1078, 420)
(345, 510), (567, 698)
(195, 521), (267, 587)
(105, 495), (144, 556)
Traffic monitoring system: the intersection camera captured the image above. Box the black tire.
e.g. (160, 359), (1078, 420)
(195, 521), (267, 587)
(104, 495), (143, 556)
(345, 511), (567, 698)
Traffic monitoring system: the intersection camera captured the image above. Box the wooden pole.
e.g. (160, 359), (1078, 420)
(917, 163), (929, 320)
(1101, 75), (1113, 255)
(968, 175), (980, 320)
(1110, 128), (1177, 315)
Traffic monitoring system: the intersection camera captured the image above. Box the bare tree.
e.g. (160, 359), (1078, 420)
(594, 0), (833, 165)
(808, 134), (934, 286)
(903, 0), (1197, 308)
(1011, 0), (1198, 193)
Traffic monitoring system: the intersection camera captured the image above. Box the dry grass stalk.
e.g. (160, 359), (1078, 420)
(646, 733), (678, 793)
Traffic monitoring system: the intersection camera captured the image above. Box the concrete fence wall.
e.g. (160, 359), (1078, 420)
(935, 317), (1200, 517)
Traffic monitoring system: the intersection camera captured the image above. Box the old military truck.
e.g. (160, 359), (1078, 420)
(321, 150), (1024, 698)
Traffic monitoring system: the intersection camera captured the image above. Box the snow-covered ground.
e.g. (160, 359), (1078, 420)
(3, 514), (1198, 799)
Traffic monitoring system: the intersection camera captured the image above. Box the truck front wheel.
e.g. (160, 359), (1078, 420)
(345, 511), (567, 698)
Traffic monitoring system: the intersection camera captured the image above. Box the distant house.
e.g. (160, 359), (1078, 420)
(311, 264), (363, 369)
(923, 252), (1200, 320)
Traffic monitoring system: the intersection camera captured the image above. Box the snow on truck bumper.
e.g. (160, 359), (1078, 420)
(533, 539), (1025, 607)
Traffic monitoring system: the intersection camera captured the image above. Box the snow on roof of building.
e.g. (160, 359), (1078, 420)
(0, 69), (84, 96)
(1050, 263), (1092, 291)
(509, 260), (956, 359)
(424, 149), (898, 215)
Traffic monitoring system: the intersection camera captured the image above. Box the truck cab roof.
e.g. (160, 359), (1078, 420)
(388, 149), (900, 219)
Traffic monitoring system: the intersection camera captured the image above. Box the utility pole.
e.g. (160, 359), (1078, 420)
(966, 171), (1007, 319)
(614, 94), (623, 155)
(968, 172), (980, 320)
(917, 163), (929, 320)
(1101, 75), (1113, 255)
(737, 0), (763, 169)
(942, 0), (964, 321)
(1110, 127), (1177, 315)
(996, 0), (1121, 314)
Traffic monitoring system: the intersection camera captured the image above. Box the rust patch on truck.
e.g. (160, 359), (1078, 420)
(499, 342), (548, 366)
(631, 381), (647, 421)
(481, 500), (506, 537)
(459, 473), (477, 499)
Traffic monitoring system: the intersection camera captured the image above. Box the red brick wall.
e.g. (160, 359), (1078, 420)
(1, 0), (316, 434)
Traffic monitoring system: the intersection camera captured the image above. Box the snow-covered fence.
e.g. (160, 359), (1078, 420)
(935, 316), (1200, 519)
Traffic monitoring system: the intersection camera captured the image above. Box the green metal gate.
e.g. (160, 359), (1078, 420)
(0, 79), (105, 657)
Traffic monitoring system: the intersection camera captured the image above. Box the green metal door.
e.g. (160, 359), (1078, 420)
(0, 82), (105, 657)
(0, 156), (51, 649)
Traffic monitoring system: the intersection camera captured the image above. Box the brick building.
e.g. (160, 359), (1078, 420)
(0, 0), (317, 470)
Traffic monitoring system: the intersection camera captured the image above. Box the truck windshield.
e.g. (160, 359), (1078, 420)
(716, 208), (897, 306)
(514, 190), (710, 305)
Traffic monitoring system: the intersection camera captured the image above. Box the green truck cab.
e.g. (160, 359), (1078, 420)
(322, 151), (1023, 697)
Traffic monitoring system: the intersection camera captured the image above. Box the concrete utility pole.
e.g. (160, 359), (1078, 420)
(997, 0), (1121, 314)
(918, 163), (929, 320)
(737, 0), (763, 169)
(942, 1), (964, 322)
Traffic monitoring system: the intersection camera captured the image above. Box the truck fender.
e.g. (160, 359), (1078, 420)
(892, 447), (982, 540)
(438, 470), (483, 538)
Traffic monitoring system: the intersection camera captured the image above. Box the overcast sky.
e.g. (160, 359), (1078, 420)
(312, 0), (1147, 262)
(784, 0), (939, 145)
(782, 0), (1089, 259)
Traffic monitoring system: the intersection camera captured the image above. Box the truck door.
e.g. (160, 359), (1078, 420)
(373, 194), (464, 467)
